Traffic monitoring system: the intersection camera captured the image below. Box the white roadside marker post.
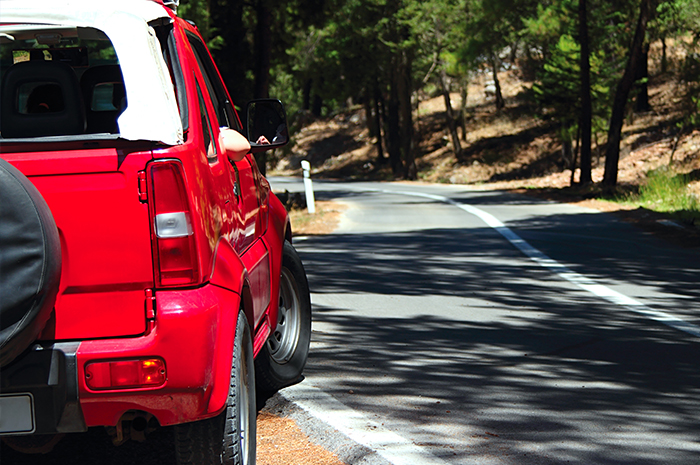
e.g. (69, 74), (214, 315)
(301, 159), (316, 214)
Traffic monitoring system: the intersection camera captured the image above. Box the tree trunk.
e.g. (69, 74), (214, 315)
(562, 133), (573, 170)
(635, 42), (651, 112)
(252, 0), (272, 176)
(661, 36), (667, 74)
(571, 124), (581, 186)
(373, 83), (385, 165)
(578, 0), (593, 185)
(364, 88), (375, 138)
(398, 50), (416, 180)
(489, 52), (505, 111)
(459, 80), (468, 142)
(387, 66), (403, 177)
(210, 0), (250, 105)
(603, 0), (652, 188)
(302, 78), (312, 111)
(312, 78), (323, 117)
(440, 67), (462, 156)
(254, 0), (272, 99)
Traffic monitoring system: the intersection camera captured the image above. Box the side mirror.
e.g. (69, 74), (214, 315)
(246, 99), (289, 154)
(220, 128), (250, 162)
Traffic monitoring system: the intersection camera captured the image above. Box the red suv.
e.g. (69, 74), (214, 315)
(0, 1), (311, 463)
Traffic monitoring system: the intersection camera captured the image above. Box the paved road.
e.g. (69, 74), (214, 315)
(270, 177), (700, 465)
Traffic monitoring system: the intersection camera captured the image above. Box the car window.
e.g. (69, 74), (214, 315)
(196, 80), (218, 163)
(0, 26), (126, 139)
(159, 26), (189, 136)
(186, 33), (240, 132)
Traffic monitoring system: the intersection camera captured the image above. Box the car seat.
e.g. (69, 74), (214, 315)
(80, 65), (127, 134)
(0, 60), (86, 138)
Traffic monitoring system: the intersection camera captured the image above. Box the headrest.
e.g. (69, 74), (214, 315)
(80, 65), (127, 134)
(1, 60), (86, 138)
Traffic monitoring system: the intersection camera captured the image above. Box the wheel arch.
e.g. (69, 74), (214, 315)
(205, 238), (255, 416)
(262, 190), (290, 337)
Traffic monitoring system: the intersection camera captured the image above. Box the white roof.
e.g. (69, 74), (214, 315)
(0, 0), (184, 145)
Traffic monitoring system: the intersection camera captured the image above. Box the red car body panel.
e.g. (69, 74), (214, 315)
(77, 284), (241, 427)
(3, 147), (154, 340)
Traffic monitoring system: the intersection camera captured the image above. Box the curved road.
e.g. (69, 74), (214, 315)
(271, 178), (700, 465)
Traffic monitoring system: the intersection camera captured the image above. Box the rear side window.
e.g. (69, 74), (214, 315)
(196, 81), (217, 163)
(186, 33), (240, 132)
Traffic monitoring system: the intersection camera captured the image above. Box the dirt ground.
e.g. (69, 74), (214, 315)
(286, 200), (346, 237)
(257, 412), (346, 465)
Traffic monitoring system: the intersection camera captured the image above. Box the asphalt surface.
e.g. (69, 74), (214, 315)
(4, 178), (700, 464)
(269, 177), (700, 465)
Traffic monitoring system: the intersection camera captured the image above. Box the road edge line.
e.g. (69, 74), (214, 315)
(278, 382), (451, 465)
(390, 189), (700, 340)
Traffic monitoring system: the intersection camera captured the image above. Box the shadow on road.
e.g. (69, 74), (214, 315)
(296, 219), (700, 464)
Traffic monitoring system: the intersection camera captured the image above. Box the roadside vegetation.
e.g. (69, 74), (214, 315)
(637, 169), (698, 212)
(616, 167), (700, 225)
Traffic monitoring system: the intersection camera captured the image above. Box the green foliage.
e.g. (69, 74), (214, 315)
(689, 96), (700, 127)
(601, 167), (700, 224)
(532, 34), (581, 124)
(402, 0), (470, 88)
(178, 0), (222, 49)
(654, 0), (700, 41)
(461, 0), (531, 67)
(635, 167), (699, 214)
(525, 0), (648, 149)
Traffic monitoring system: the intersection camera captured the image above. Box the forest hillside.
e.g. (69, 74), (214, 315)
(275, 40), (700, 193)
(271, 38), (700, 240)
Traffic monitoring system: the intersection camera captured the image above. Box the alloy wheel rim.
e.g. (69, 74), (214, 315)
(268, 267), (301, 364)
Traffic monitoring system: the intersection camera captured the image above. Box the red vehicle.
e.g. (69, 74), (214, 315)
(0, 1), (311, 463)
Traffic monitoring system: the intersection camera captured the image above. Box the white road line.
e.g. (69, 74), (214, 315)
(389, 189), (700, 339)
(280, 382), (451, 465)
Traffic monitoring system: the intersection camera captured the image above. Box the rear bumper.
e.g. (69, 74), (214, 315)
(1, 284), (241, 434)
(0, 342), (86, 436)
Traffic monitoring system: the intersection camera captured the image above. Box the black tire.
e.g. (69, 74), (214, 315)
(174, 309), (256, 465)
(255, 240), (311, 393)
(0, 158), (61, 367)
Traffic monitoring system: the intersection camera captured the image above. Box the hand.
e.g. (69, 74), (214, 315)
(256, 135), (270, 145)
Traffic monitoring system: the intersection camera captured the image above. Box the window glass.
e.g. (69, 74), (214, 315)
(20, 83), (64, 114)
(162, 29), (189, 135)
(91, 82), (125, 111)
(186, 33), (239, 131)
(0, 27), (124, 138)
(196, 81), (217, 163)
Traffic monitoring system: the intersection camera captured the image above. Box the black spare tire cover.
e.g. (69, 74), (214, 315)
(0, 157), (61, 367)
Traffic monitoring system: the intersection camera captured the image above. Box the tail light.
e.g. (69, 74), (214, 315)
(148, 160), (200, 287)
(85, 358), (166, 390)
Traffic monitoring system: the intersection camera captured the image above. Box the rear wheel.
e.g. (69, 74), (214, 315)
(174, 309), (256, 465)
(256, 240), (311, 393)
